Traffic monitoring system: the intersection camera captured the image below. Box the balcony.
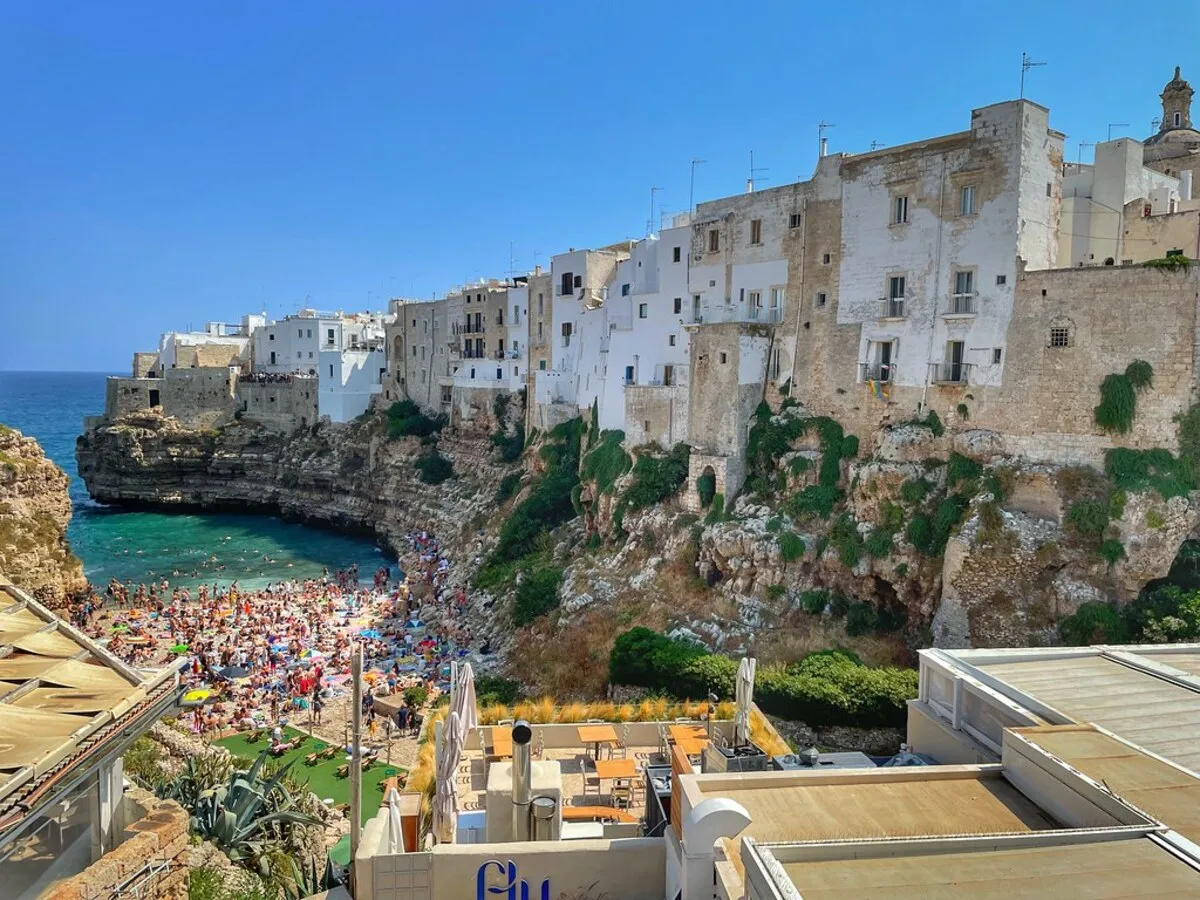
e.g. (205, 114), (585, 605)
(747, 307), (785, 324)
(945, 293), (977, 316)
(859, 363), (895, 382)
(880, 298), (906, 319)
(929, 362), (973, 385)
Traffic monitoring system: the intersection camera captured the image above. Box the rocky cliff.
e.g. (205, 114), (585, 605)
(77, 399), (1200, 696)
(0, 425), (86, 605)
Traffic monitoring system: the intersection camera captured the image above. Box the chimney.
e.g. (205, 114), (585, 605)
(819, 137), (828, 158)
(1182, 170), (1193, 202)
(534, 265), (542, 276)
(511, 720), (533, 841)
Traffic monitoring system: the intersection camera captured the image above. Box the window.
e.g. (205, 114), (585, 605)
(815, 292), (827, 308)
(960, 185), (976, 216)
(892, 195), (909, 225)
(1049, 327), (1070, 348)
(719, 352), (728, 364)
(539, 360), (546, 370)
(496, 368), (502, 380)
(643, 420), (650, 431)
(624, 365), (634, 384)
(537, 322), (543, 339)
(412, 319), (416, 327)
(889, 275), (906, 299)
(306, 329), (312, 338)
(514, 367), (519, 377)
(1046, 182), (1052, 197)
(673, 246), (681, 262)
(296, 351), (302, 359)
(412, 346), (417, 357)
(420, 369), (426, 383)
(673, 297), (682, 314)
(750, 219), (763, 244)
(822, 252), (831, 265)
(298, 329), (303, 338)
(441, 386), (452, 403)
(1175, 112), (1183, 127)
(621, 283), (630, 296)
(769, 287), (784, 322)
(748, 291), (762, 319)
(638, 303), (648, 318)
(269, 333), (275, 341)
(328, 364), (334, 377)
(326, 328), (335, 345)
(954, 270), (974, 295)
(537, 293), (544, 314)
(996, 274), (1007, 286)
(708, 229), (720, 252)
(669, 334), (676, 347)
(663, 365), (674, 386)
(573, 275), (581, 288)
(470, 368), (475, 379)
(993, 348), (1003, 364)
(308, 351), (313, 359)
(789, 213), (803, 228)
(771, 348), (781, 380)
(560, 272), (573, 295)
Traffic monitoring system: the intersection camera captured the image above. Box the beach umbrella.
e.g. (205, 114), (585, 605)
(433, 711), (463, 844)
(360, 628), (381, 639)
(301, 649), (325, 660)
(170, 643), (189, 654)
(453, 663), (478, 741)
(385, 782), (405, 853)
(218, 665), (251, 680)
(734, 656), (757, 747)
(182, 688), (211, 705)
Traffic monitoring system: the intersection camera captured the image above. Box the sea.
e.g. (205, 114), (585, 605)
(0, 371), (390, 590)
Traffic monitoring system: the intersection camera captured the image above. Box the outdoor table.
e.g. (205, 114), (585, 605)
(577, 724), (618, 761)
(669, 724), (710, 757)
(594, 758), (638, 782)
(490, 726), (513, 758)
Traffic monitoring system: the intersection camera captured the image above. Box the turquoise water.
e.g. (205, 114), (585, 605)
(0, 371), (391, 589)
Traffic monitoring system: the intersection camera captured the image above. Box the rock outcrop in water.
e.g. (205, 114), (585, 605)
(0, 424), (86, 605)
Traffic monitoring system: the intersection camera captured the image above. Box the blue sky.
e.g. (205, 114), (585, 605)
(3, 1), (1197, 372)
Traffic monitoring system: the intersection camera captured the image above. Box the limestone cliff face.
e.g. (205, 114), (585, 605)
(76, 410), (504, 562)
(0, 425), (86, 605)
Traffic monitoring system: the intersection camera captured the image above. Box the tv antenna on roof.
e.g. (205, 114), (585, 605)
(1077, 141), (1093, 166)
(689, 159), (706, 215)
(748, 150), (769, 192)
(1020, 51), (1046, 99)
(1107, 123), (1129, 141)
(819, 121), (834, 157)
(647, 185), (663, 237)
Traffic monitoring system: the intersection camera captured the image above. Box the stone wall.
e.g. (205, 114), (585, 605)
(105, 376), (160, 420)
(237, 377), (318, 433)
(624, 383), (689, 448)
(160, 367), (237, 428)
(43, 788), (189, 900)
(132, 352), (159, 377)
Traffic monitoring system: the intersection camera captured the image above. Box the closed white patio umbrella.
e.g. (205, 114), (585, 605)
(734, 656), (757, 746)
(453, 663), (478, 741)
(384, 782), (405, 853)
(433, 710), (463, 843)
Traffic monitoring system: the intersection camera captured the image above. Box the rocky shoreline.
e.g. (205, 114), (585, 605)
(0, 424), (86, 605)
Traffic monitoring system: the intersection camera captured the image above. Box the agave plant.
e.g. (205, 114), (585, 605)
(188, 751), (323, 868)
(156, 753), (232, 809)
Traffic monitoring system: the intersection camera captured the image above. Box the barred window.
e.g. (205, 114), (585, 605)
(1049, 327), (1070, 348)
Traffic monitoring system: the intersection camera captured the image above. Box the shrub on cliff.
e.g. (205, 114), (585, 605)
(1058, 601), (1129, 645)
(513, 566), (564, 626)
(611, 443), (691, 532)
(608, 629), (915, 729)
(387, 400), (445, 438)
(581, 430), (631, 495)
(414, 450), (453, 484)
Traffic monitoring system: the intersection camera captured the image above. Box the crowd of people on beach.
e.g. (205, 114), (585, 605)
(69, 530), (478, 746)
(237, 370), (314, 384)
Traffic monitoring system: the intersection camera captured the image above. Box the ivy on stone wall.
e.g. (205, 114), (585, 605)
(1094, 360), (1153, 435)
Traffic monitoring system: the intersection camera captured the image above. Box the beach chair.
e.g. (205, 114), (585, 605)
(304, 752), (320, 766)
(336, 763), (350, 778)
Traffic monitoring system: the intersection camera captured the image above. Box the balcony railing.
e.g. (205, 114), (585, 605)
(929, 362), (973, 385)
(880, 298), (906, 319)
(859, 363), (895, 382)
(946, 293), (977, 316)
(747, 307), (785, 323)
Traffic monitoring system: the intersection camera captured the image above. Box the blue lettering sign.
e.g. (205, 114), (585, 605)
(476, 859), (550, 900)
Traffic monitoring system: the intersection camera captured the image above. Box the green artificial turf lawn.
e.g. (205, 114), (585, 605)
(214, 727), (404, 829)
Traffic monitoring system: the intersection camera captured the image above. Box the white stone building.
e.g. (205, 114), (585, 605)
(155, 315), (263, 371)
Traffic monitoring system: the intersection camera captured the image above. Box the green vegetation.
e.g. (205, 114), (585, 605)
(778, 531), (806, 562)
(513, 566), (564, 626)
(611, 443), (691, 532)
(474, 675), (521, 706)
(697, 470), (717, 508)
(704, 493), (726, 525)
(956, 403), (969, 421)
(800, 590), (828, 614)
(609, 629), (917, 729)
(1059, 601), (1130, 645)
(1143, 254), (1192, 270)
(1094, 360), (1154, 435)
(414, 449), (453, 484)
(765, 583), (787, 602)
(829, 513), (861, 568)
(386, 400), (444, 438)
(845, 602), (878, 636)
(906, 493), (969, 557)
(1105, 447), (1195, 500)
(765, 515), (784, 533)
(1098, 539), (1125, 567)
(1066, 499), (1109, 537)
(581, 430), (631, 495)
(906, 409), (944, 437)
(900, 478), (931, 504)
(123, 735), (166, 787)
(946, 452), (982, 489)
(494, 472), (522, 504)
(403, 685), (429, 708)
